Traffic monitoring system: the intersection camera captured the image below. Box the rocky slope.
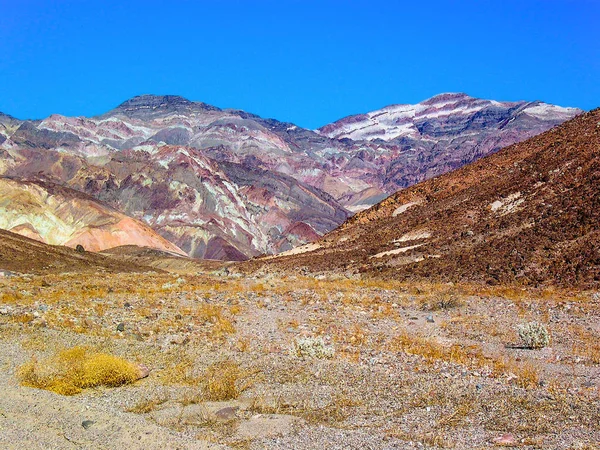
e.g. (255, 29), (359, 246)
(0, 228), (156, 274)
(0, 177), (185, 256)
(256, 108), (600, 288)
(0, 94), (580, 259)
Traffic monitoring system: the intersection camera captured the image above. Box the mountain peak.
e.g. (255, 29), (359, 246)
(421, 92), (472, 105)
(117, 94), (193, 109)
(102, 94), (221, 118)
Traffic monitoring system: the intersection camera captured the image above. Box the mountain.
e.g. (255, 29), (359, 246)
(0, 94), (581, 260)
(0, 177), (185, 255)
(255, 108), (600, 288)
(318, 93), (582, 200)
(318, 93), (579, 141)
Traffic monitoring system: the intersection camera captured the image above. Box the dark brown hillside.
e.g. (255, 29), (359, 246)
(0, 229), (155, 274)
(251, 108), (600, 288)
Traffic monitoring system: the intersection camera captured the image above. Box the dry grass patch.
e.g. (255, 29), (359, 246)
(197, 304), (236, 338)
(127, 392), (169, 413)
(249, 393), (359, 426)
(203, 360), (257, 401)
(390, 331), (480, 366)
(158, 357), (201, 385)
(18, 346), (141, 395)
(0, 291), (24, 304)
(391, 331), (541, 388)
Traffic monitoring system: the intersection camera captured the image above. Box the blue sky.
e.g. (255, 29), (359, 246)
(0, 0), (598, 128)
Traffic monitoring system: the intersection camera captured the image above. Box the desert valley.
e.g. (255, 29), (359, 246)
(0, 90), (598, 450)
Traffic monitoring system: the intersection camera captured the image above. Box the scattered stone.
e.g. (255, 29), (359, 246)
(426, 314), (434, 323)
(0, 306), (13, 315)
(75, 244), (85, 253)
(492, 433), (516, 446)
(163, 334), (189, 346)
(81, 420), (95, 430)
(214, 406), (239, 420)
(116, 322), (125, 332)
(137, 364), (150, 380)
(124, 302), (132, 309)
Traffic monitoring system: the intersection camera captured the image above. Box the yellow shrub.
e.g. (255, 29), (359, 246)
(18, 346), (140, 395)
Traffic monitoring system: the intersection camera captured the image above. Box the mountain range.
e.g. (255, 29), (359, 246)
(256, 108), (600, 288)
(0, 93), (581, 259)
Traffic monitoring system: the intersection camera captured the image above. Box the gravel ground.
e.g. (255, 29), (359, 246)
(0, 271), (599, 449)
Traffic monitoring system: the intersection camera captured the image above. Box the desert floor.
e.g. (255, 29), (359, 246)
(0, 270), (598, 449)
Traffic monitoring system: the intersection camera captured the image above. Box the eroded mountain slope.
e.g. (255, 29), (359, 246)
(257, 108), (600, 288)
(0, 177), (185, 255)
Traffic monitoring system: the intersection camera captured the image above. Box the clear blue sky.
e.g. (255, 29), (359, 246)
(1, 0), (598, 128)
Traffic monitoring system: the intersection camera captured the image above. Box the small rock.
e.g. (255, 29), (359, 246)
(163, 334), (189, 346)
(0, 306), (13, 315)
(81, 420), (95, 430)
(116, 322), (125, 332)
(492, 433), (516, 445)
(214, 406), (239, 420)
(476, 383), (483, 391)
(426, 314), (434, 323)
(137, 364), (150, 379)
(124, 302), (132, 309)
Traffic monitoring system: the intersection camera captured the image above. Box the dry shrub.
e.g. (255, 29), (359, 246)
(197, 304), (235, 337)
(421, 293), (464, 311)
(159, 358), (200, 385)
(203, 360), (255, 401)
(127, 393), (169, 413)
(493, 358), (540, 389)
(0, 291), (22, 304)
(517, 321), (550, 349)
(290, 336), (335, 359)
(235, 336), (251, 352)
(18, 346), (140, 395)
